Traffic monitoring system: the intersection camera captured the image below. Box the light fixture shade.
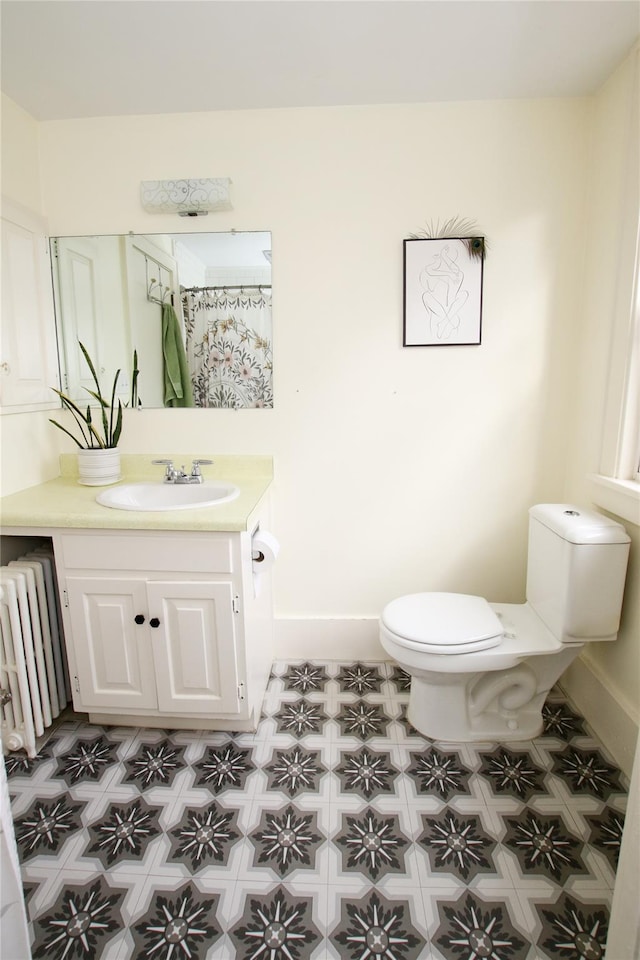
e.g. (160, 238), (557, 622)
(140, 178), (232, 216)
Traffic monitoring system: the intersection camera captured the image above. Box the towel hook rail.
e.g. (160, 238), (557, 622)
(145, 256), (173, 306)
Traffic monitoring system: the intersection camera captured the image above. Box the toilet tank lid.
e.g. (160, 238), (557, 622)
(529, 504), (630, 545)
(381, 593), (504, 648)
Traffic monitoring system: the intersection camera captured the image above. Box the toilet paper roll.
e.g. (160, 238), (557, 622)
(252, 530), (280, 597)
(252, 530), (280, 568)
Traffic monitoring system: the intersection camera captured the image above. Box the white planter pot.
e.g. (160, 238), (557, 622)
(77, 448), (121, 486)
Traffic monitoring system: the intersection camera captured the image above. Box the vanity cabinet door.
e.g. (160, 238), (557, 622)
(146, 580), (240, 715)
(66, 577), (157, 711)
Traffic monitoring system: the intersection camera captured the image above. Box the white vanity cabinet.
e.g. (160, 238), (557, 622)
(52, 526), (273, 731)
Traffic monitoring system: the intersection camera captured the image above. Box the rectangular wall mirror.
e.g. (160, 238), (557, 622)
(51, 231), (272, 409)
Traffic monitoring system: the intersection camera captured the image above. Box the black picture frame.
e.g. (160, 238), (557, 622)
(403, 237), (484, 346)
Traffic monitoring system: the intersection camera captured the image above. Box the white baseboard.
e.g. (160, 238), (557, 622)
(274, 618), (386, 661)
(561, 654), (639, 778)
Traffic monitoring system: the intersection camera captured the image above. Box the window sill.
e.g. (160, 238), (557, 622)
(589, 474), (640, 527)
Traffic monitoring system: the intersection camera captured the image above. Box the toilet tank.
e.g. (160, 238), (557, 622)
(526, 504), (630, 644)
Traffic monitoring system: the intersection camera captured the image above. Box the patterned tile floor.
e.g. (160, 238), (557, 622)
(6, 660), (629, 959)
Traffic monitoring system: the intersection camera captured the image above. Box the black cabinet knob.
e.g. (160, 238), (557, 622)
(134, 614), (145, 625)
(149, 617), (160, 628)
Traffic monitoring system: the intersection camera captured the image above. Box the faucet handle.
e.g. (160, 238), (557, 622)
(191, 458), (213, 479)
(152, 459), (174, 481)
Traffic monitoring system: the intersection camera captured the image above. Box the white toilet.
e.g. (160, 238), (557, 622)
(380, 504), (630, 742)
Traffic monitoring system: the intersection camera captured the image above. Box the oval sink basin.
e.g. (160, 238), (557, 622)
(96, 481), (240, 511)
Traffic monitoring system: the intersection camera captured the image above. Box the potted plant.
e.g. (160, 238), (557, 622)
(49, 342), (124, 485)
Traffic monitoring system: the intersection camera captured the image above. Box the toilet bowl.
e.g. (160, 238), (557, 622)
(380, 505), (630, 742)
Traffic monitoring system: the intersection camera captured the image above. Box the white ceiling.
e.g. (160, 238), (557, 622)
(1, 1), (638, 122)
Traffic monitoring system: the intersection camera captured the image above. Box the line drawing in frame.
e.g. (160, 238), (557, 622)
(403, 237), (484, 346)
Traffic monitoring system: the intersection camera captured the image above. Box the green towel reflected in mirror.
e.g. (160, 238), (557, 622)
(162, 303), (194, 408)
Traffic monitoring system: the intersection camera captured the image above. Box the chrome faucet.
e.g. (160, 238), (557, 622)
(152, 459), (213, 484)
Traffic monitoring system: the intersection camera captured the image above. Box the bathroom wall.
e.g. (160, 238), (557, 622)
(1, 95), (41, 212)
(3, 94), (590, 610)
(2, 79), (636, 767)
(563, 48), (639, 773)
(31, 97), (590, 613)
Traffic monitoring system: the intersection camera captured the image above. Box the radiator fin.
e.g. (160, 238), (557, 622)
(0, 550), (68, 758)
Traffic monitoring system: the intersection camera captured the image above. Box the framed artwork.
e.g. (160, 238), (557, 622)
(403, 237), (484, 346)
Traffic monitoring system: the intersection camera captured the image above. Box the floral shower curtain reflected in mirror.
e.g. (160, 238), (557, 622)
(183, 287), (273, 408)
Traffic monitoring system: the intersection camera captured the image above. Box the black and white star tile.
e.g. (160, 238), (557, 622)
(6, 659), (628, 959)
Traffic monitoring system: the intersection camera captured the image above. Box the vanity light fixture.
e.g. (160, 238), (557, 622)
(140, 178), (232, 217)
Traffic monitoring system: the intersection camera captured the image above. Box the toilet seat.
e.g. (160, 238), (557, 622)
(381, 592), (504, 654)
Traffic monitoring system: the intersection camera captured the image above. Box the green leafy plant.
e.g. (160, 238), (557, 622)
(130, 349), (140, 409)
(49, 342), (124, 449)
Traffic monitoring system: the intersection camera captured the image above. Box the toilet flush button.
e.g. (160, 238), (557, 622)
(564, 509), (580, 516)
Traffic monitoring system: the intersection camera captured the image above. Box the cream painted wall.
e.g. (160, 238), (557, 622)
(24, 98), (590, 621)
(563, 49), (639, 770)
(1, 94), (42, 212)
